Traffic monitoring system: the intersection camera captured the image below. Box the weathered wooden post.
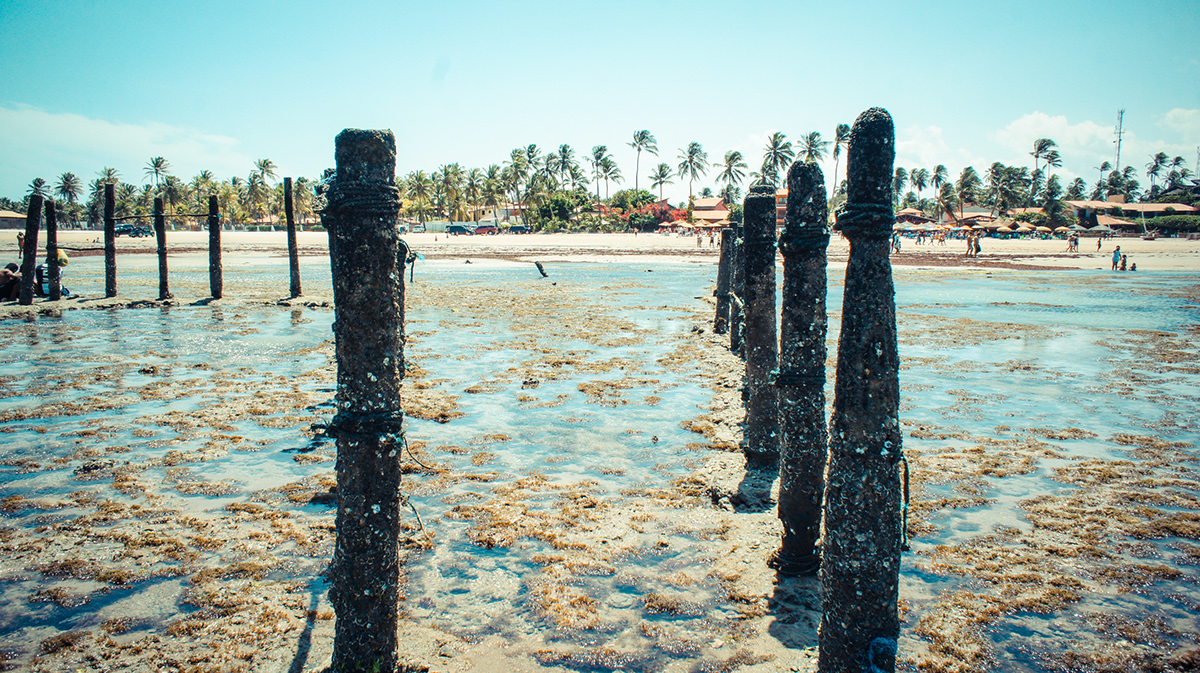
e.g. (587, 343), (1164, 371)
(322, 129), (407, 673)
(770, 162), (829, 576)
(208, 195), (222, 299)
(819, 107), (903, 673)
(729, 218), (746, 356)
(45, 200), (61, 301)
(154, 198), (172, 300)
(285, 177), (302, 297)
(18, 195), (42, 305)
(742, 184), (780, 465)
(714, 227), (732, 334)
(104, 183), (116, 298)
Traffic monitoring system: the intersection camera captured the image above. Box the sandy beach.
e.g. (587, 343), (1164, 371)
(1, 230), (1198, 672)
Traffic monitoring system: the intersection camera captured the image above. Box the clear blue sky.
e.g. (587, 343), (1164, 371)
(2, 0), (1197, 204)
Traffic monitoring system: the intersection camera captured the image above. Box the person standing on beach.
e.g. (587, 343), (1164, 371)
(16, 232), (23, 258)
(973, 235), (982, 257)
(965, 234), (973, 257)
(1112, 245), (1121, 270)
(1097, 237), (1102, 252)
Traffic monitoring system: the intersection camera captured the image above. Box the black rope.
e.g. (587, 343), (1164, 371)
(323, 408), (405, 440)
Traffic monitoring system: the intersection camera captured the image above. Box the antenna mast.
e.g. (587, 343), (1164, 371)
(1113, 108), (1125, 170)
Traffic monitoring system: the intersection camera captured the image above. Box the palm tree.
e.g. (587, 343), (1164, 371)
(650, 163), (674, 200)
(255, 158), (278, 186)
(27, 177), (48, 197)
(909, 168), (929, 200)
(1029, 138), (1058, 175)
(483, 165), (504, 223)
(1094, 161), (1112, 187)
(676, 142), (709, 199)
(554, 144), (577, 187)
(1065, 177), (1087, 200)
(97, 167), (121, 185)
(930, 165), (948, 202)
(798, 131), (830, 163)
(829, 123), (851, 200)
(404, 170), (433, 223)
(590, 146), (611, 208)
(628, 130), (658, 193)
(717, 151), (748, 192)
(760, 132), (794, 188)
(956, 166), (981, 217)
(599, 156), (623, 199)
(55, 172), (81, 220)
(144, 157), (172, 198)
(465, 168), (484, 222)
(893, 167), (908, 205)
(1146, 152), (1169, 194)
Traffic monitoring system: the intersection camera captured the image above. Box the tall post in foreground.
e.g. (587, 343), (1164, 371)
(18, 195), (42, 305)
(714, 227), (732, 334)
(154, 198), (172, 300)
(285, 177), (302, 297)
(771, 162), (830, 575)
(45, 200), (61, 301)
(729, 217), (746, 356)
(819, 107), (903, 673)
(323, 129), (407, 673)
(742, 184), (780, 464)
(208, 195), (222, 299)
(104, 183), (116, 297)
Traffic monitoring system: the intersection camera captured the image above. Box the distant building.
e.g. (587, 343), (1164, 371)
(0, 209), (26, 229)
(691, 197), (730, 227)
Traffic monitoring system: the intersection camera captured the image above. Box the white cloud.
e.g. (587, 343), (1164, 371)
(896, 124), (985, 178)
(0, 104), (255, 195)
(1158, 108), (1200, 146)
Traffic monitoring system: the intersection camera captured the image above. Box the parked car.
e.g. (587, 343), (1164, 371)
(446, 224), (473, 235)
(114, 224), (152, 238)
(410, 223), (426, 233)
(473, 224), (497, 235)
(506, 224), (529, 234)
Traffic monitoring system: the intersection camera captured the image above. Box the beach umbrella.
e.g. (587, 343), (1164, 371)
(1015, 225), (1034, 232)
(1035, 226), (1052, 232)
(1054, 226), (1070, 232)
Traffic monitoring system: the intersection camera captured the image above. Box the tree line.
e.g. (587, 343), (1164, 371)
(5, 131), (1194, 232)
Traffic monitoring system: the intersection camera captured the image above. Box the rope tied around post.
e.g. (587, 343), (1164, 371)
(323, 180), (402, 217)
(833, 202), (895, 239)
(323, 409), (406, 441)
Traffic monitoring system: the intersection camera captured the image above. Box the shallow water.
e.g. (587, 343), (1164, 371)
(1, 256), (1198, 671)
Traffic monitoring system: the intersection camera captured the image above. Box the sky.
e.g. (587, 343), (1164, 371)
(2, 0), (1198, 206)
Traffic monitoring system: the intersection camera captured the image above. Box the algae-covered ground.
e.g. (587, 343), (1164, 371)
(0, 252), (1197, 672)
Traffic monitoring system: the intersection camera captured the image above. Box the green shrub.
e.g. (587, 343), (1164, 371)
(1147, 215), (1200, 233)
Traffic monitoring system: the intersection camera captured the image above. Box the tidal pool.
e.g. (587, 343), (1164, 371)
(0, 257), (1197, 672)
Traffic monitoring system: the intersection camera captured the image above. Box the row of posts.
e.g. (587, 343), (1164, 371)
(14, 181), (306, 305)
(715, 108), (903, 673)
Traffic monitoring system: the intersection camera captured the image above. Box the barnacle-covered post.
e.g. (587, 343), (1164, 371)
(322, 129), (407, 673)
(742, 183), (780, 465)
(819, 108), (903, 673)
(714, 227), (732, 334)
(45, 200), (61, 301)
(104, 183), (117, 297)
(771, 162), (829, 575)
(154, 198), (172, 300)
(18, 194), (42, 306)
(208, 195), (222, 299)
(729, 217), (746, 356)
(285, 177), (302, 297)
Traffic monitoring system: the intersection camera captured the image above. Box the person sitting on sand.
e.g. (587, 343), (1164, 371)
(1119, 254), (1127, 272)
(33, 252), (71, 297)
(0, 262), (20, 301)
